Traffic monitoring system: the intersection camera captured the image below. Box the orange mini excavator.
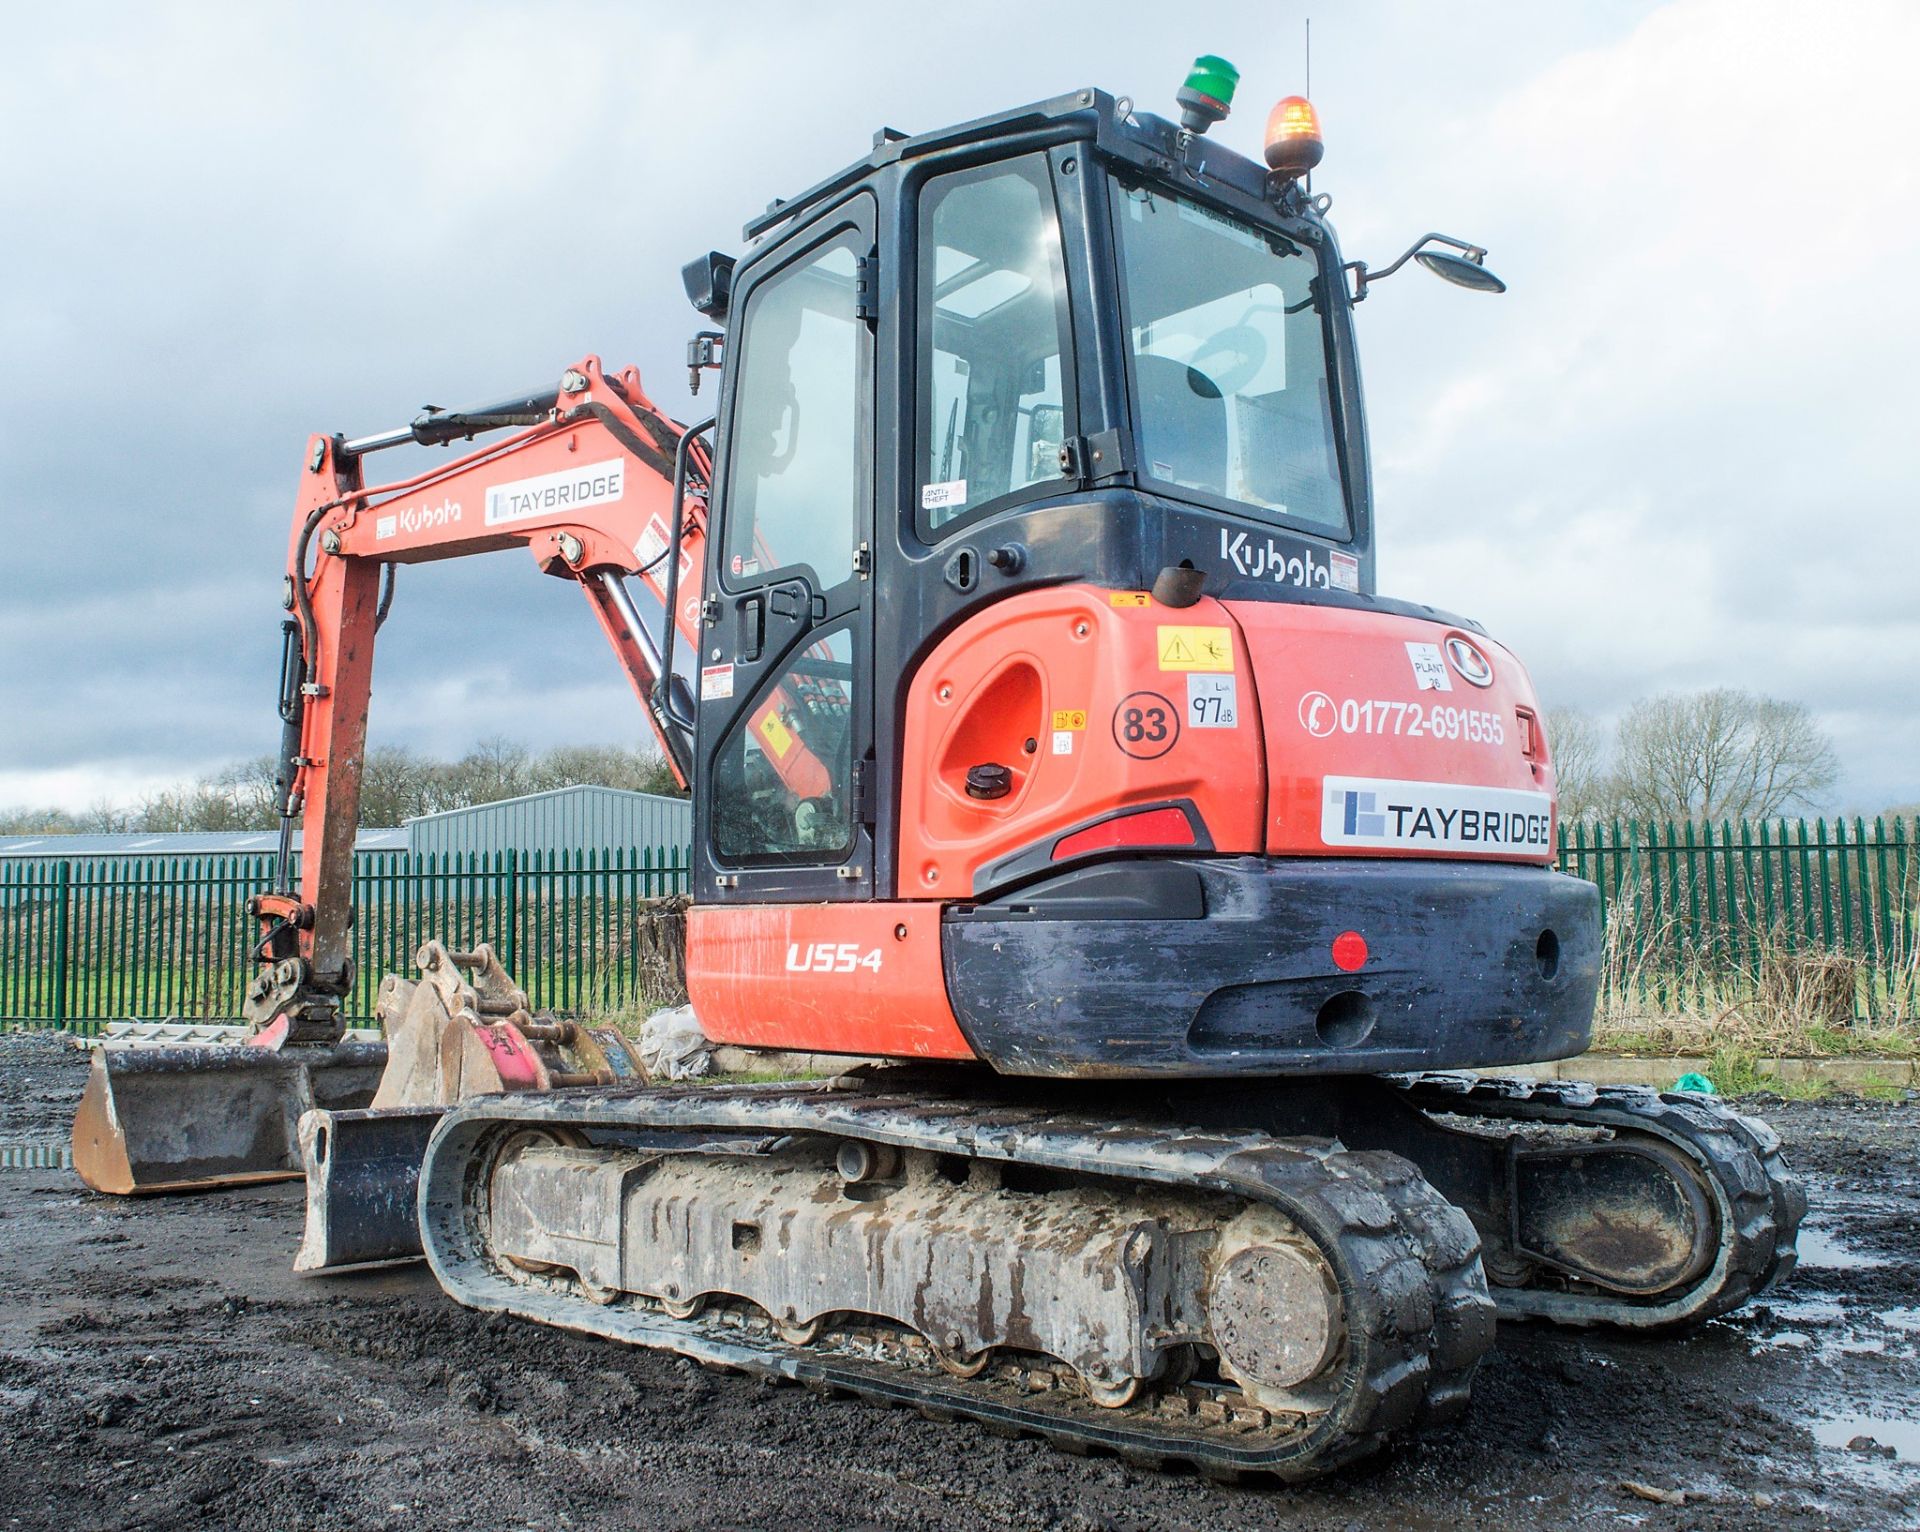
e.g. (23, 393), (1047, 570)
(75, 63), (1802, 1480)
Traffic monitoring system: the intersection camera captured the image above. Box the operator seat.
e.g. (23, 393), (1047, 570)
(1133, 353), (1229, 496)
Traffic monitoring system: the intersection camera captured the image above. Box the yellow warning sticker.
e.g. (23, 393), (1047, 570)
(1109, 591), (1151, 607)
(757, 710), (795, 759)
(1051, 709), (1088, 731)
(1156, 625), (1234, 672)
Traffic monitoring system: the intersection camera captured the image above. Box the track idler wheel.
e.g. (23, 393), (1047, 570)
(1207, 1210), (1345, 1405)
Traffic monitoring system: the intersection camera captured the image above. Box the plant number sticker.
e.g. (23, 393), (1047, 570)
(1405, 642), (1452, 692)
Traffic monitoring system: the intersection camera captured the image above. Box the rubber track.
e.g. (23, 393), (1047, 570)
(1388, 1072), (1805, 1330)
(418, 1082), (1496, 1481)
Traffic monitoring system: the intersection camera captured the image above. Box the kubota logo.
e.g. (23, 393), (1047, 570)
(1220, 528), (1331, 587)
(1445, 635), (1495, 688)
(1299, 691), (1338, 737)
(375, 497), (463, 539)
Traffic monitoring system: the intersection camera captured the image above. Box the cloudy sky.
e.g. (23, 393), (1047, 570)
(2, 0), (1914, 815)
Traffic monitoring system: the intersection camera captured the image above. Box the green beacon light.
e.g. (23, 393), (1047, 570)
(1176, 54), (1239, 136)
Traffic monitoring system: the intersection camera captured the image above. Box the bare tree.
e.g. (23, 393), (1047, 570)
(5, 738), (687, 836)
(357, 745), (439, 826)
(1614, 689), (1837, 823)
(528, 744), (684, 798)
(1542, 709), (1616, 823)
(0, 806), (80, 835)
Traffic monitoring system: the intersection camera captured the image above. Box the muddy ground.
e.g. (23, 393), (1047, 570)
(0, 1031), (1915, 1532)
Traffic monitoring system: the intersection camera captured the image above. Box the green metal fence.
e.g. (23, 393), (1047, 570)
(2, 818), (1915, 1029)
(0, 847), (688, 1032)
(1558, 817), (1917, 1021)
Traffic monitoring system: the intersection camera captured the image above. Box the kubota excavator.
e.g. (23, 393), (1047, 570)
(73, 63), (1803, 1480)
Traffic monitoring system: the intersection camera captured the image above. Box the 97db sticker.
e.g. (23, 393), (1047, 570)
(1187, 673), (1238, 728)
(1322, 775), (1552, 854)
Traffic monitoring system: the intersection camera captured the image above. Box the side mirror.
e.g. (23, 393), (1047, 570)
(1347, 234), (1505, 303)
(1414, 248), (1507, 293)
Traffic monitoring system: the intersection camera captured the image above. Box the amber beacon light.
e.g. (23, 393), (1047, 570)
(1264, 94), (1325, 178)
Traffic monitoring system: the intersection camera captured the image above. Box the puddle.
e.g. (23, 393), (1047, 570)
(1812, 1412), (1920, 1465)
(0, 1141), (73, 1171)
(1766, 1296), (1846, 1324)
(1795, 1225), (1891, 1271)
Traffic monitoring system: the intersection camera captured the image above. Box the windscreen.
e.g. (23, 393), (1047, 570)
(1113, 180), (1348, 537)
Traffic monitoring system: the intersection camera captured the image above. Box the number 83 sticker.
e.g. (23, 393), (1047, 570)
(1112, 691), (1179, 759)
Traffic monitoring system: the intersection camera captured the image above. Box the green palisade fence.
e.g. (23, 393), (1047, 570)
(1, 846), (688, 1033)
(2, 819), (1914, 1030)
(1559, 816), (1916, 1021)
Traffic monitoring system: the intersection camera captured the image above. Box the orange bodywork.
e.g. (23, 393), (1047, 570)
(687, 902), (976, 1060)
(1226, 600), (1557, 863)
(893, 583), (1558, 902)
(895, 586), (1268, 898)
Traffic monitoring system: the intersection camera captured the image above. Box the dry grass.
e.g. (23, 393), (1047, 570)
(1593, 895), (1919, 1060)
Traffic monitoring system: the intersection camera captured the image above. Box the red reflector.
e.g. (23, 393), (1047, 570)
(1052, 806), (1197, 861)
(1331, 931), (1368, 972)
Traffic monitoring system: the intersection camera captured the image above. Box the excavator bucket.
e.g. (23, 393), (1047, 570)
(291, 941), (646, 1271)
(71, 1041), (387, 1195)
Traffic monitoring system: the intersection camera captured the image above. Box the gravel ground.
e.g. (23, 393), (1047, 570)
(1, 1029), (1915, 1531)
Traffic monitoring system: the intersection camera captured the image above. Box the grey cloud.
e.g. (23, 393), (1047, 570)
(8, 1), (1911, 816)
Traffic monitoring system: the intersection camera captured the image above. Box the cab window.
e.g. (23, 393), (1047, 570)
(709, 626), (857, 864)
(723, 234), (864, 588)
(1114, 181), (1349, 537)
(915, 156), (1075, 533)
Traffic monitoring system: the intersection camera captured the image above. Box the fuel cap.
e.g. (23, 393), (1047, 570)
(965, 764), (1013, 800)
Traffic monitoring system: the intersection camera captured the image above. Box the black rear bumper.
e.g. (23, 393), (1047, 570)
(942, 856), (1599, 1078)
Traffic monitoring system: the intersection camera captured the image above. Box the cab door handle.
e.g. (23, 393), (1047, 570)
(738, 597), (765, 662)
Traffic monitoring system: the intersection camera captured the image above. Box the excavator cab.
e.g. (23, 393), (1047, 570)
(679, 89), (1596, 1075)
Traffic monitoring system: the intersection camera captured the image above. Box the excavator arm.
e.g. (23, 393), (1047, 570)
(246, 355), (709, 1046)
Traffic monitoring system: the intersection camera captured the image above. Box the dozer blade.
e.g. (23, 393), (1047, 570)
(288, 940), (651, 1273)
(294, 1106), (444, 1270)
(72, 1042), (387, 1195)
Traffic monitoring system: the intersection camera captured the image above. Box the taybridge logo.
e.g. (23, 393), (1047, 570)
(485, 459), (626, 526)
(1320, 775), (1553, 855)
(1219, 528), (1330, 588)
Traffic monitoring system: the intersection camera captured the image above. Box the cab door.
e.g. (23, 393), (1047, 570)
(694, 197), (877, 903)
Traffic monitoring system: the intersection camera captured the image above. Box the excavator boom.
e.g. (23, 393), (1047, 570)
(75, 357), (705, 1193)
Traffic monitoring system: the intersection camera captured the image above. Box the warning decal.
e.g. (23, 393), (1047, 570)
(1051, 709), (1087, 731)
(1109, 592), (1151, 607)
(757, 710), (795, 759)
(1156, 626), (1234, 672)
